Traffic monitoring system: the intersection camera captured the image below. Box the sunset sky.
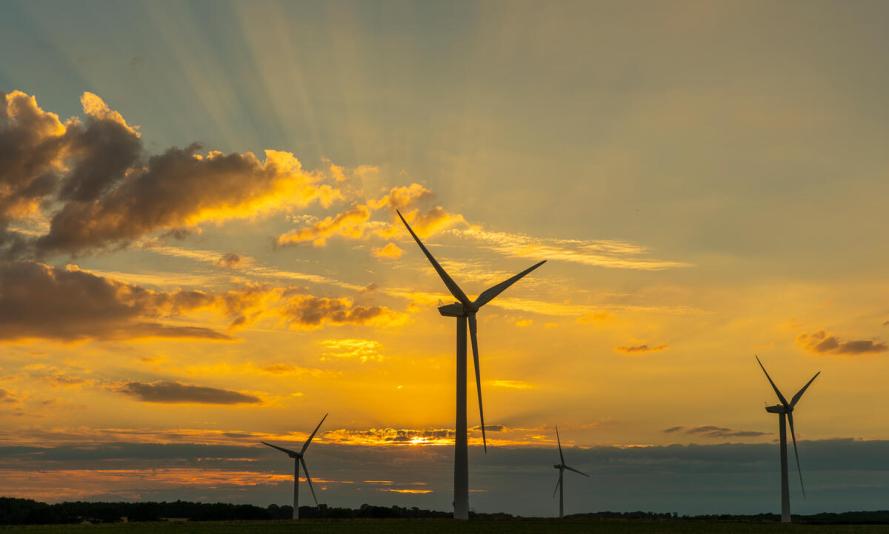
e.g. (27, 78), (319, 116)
(2, 0), (889, 516)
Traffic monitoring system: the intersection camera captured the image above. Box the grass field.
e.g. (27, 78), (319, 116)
(6, 520), (889, 533)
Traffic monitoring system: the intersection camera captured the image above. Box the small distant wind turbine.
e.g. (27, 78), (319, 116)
(397, 209), (545, 519)
(756, 356), (820, 523)
(261, 413), (327, 520)
(552, 427), (589, 519)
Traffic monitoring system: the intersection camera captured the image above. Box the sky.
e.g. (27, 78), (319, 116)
(1, 0), (889, 516)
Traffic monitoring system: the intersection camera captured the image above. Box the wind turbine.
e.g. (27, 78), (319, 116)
(552, 427), (589, 519)
(755, 356), (820, 523)
(397, 210), (545, 519)
(261, 413), (327, 520)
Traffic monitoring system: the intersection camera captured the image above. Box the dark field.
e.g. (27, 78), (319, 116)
(6, 520), (889, 534)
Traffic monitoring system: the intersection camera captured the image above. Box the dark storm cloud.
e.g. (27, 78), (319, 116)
(0, 261), (228, 341)
(119, 381), (261, 405)
(797, 330), (888, 355)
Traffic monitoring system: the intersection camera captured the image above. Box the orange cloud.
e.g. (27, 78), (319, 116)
(276, 204), (371, 247)
(0, 90), (347, 257)
(371, 242), (404, 259)
(320, 338), (384, 363)
(275, 183), (466, 248)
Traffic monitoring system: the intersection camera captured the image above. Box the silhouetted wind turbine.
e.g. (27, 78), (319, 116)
(397, 209), (545, 520)
(756, 356), (820, 523)
(552, 427), (589, 518)
(261, 413), (327, 520)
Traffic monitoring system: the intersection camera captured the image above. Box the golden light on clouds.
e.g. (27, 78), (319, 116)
(372, 242), (404, 259)
(4, 1), (889, 510)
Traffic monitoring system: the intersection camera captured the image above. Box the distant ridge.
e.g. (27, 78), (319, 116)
(3, 498), (889, 525)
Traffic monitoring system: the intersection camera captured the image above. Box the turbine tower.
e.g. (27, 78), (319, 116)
(397, 210), (545, 519)
(756, 356), (820, 523)
(552, 426), (589, 519)
(261, 413), (327, 520)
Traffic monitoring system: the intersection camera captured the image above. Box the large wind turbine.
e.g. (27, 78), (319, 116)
(552, 427), (589, 519)
(261, 413), (327, 520)
(397, 210), (545, 520)
(755, 356), (820, 523)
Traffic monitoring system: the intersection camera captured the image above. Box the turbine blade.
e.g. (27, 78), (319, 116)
(790, 371), (821, 408)
(755, 356), (789, 407)
(396, 209), (470, 307)
(787, 412), (806, 497)
(468, 314), (486, 453)
(552, 475), (561, 499)
(556, 427), (565, 466)
(261, 441), (298, 456)
(301, 413), (328, 455)
(300, 457), (319, 506)
(565, 465), (590, 478)
(473, 260), (546, 308)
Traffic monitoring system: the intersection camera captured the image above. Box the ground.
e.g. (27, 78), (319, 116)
(5, 520), (889, 533)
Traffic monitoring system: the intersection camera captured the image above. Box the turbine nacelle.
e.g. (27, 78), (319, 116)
(766, 404), (788, 414)
(553, 464), (563, 469)
(438, 302), (471, 317)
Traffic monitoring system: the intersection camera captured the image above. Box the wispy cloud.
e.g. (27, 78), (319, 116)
(449, 227), (690, 271)
(489, 379), (536, 390)
(320, 338), (384, 363)
(141, 241), (365, 291)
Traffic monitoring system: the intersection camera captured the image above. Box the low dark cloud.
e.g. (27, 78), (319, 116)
(282, 292), (404, 329)
(664, 425), (770, 439)
(797, 330), (888, 355)
(119, 381), (261, 405)
(616, 343), (668, 354)
(0, 261), (229, 341)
